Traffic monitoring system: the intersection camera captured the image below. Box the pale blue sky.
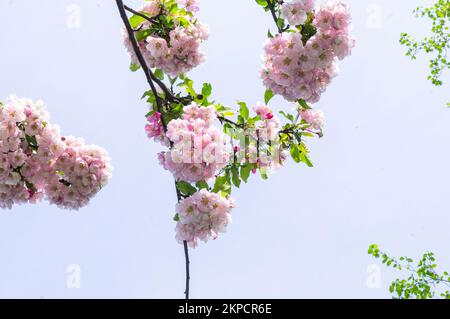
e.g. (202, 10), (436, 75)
(0, 0), (449, 298)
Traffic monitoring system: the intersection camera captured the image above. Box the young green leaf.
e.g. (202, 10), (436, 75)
(176, 181), (197, 196)
(264, 89), (274, 104)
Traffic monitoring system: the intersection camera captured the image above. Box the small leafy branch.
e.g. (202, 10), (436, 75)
(368, 244), (450, 299)
(400, 0), (450, 105)
(116, 0), (327, 299)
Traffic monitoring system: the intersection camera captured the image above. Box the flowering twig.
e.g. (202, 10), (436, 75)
(116, 0), (167, 129)
(116, 0), (190, 300)
(117, 0), (353, 299)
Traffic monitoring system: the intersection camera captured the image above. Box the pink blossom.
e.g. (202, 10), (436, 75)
(160, 103), (229, 183)
(300, 109), (324, 130)
(178, 0), (199, 12)
(122, 1), (208, 76)
(175, 189), (234, 247)
(281, 1), (308, 26)
(145, 112), (165, 144)
(0, 96), (112, 210)
(253, 102), (272, 119)
(46, 137), (113, 210)
(141, 0), (161, 18)
(261, 0), (355, 103)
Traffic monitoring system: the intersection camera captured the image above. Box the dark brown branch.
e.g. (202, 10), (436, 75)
(174, 180), (190, 300)
(117, 0), (190, 300)
(123, 5), (189, 104)
(266, 0), (282, 33)
(218, 116), (244, 129)
(116, 0), (168, 131)
(124, 5), (160, 24)
(266, 0), (290, 33)
(183, 240), (190, 300)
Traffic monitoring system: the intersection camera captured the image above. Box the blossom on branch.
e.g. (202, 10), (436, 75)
(123, 0), (209, 76)
(261, 0), (355, 103)
(175, 189), (234, 247)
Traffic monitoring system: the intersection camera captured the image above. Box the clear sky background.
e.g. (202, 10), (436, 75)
(0, 0), (449, 299)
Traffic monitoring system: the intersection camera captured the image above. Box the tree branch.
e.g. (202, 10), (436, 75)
(116, 0), (168, 131)
(266, 0), (282, 33)
(117, 0), (191, 300)
(218, 116), (244, 129)
(183, 240), (190, 300)
(174, 180), (190, 300)
(124, 5), (160, 24)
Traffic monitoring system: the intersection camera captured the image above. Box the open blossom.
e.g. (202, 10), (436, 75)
(123, 0), (209, 76)
(300, 109), (324, 130)
(175, 189), (234, 247)
(261, 0), (355, 103)
(253, 101), (273, 120)
(281, 0), (314, 26)
(146, 37), (169, 58)
(178, 0), (199, 12)
(0, 96), (112, 210)
(142, 0), (161, 18)
(159, 103), (229, 183)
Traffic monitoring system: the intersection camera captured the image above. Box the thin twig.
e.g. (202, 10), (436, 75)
(218, 116), (244, 129)
(124, 5), (160, 24)
(266, 0), (282, 33)
(174, 180), (190, 300)
(183, 240), (190, 300)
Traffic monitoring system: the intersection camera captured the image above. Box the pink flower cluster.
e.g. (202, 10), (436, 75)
(233, 103), (287, 172)
(145, 111), (167, 145)
(253, 102), (281, 142)
(45, 136), (112, 210)
(123, 0), (209, 76)
(0, 96), (112, 210)
(175, 189), (234, 247)
(281, 0), (314, 26)
(158, 103), (229, 183)
(261, 0), (355, 103)
(178, 0), (199, 12)
(300, 109), (324, 130)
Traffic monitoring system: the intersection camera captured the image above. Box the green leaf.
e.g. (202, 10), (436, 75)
(279, 110), (295, 122)
(240, 164), (252, 183)
(213, 174), (231, 194)
(290, 144), (301, 163)
(179, 77), (196, 98)
(176, 181), (197, 196)
(129, 14), (145, 29)
(277, 18), (285, 30)
(201, 83), (212, 98)
(259, 168), (269, 180)
(154, 69), (164, 81)
(301, 153), (314, 167)
(238, 101), (249, 121)
(255, 0), (268, 7)
(297, 99), (310, 109)
(130, 63), (140, 72)
(195, 180), (209, 190)
(264, 89), (274, 104)
(231, 166), (241, 188)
